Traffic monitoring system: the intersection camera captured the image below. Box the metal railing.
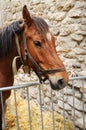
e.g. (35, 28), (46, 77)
(0, 76), (86, 130)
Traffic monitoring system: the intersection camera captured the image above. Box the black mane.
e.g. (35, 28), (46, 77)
(0, 20), (23, 57)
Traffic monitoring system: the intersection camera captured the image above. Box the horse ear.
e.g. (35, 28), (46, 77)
(22, 5), (33, 27)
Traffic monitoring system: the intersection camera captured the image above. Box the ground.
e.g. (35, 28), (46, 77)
(5, 91), (74, 130)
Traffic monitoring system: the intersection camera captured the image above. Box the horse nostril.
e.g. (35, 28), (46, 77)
(49, 76), (66, 90)
(57, 78), (65, 88)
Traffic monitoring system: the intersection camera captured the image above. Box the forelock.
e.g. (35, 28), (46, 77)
(33, 16), (49, 40)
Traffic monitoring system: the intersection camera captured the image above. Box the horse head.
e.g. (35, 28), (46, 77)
(19, 5), (69, 90)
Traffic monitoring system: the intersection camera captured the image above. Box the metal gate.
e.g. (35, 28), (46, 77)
(0, 76), (86, 130)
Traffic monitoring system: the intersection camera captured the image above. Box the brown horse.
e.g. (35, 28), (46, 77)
(0, 5), (68, 129)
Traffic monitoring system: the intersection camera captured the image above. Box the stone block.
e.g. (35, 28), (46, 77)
(70, 33), (84, 42)
(75, 116), (86, 129)
(58, 100), (71, 111)
(69, 9), (82, 18)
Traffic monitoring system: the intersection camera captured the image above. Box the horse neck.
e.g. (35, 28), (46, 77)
(0, 56), (14, 87)
(0, 39), (22, 87)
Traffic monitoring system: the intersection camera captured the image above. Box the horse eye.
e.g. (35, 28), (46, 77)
(33, 41), (41, 48)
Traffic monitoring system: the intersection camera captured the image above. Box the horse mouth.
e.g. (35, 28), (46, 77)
(49, 76), (66, 90)
(50, 80), (65, 90)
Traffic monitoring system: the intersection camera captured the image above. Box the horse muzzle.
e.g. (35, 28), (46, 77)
(49, 75), (67, 90)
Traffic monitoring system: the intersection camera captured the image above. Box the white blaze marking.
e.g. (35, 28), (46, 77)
(46, 32), (51, 41)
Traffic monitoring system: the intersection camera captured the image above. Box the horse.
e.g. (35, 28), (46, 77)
(0, 5), (68, 129)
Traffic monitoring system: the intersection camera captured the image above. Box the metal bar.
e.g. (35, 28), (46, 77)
(0, 82), (41, 92)
(69, 76), (86, 80)
(0, 76), (86, 92)
(26, 87), (32, 130)
(0, 76), (86, 130)
(0, 92), (6, 130)
(62, 89), (66, 130)
(39, 84), (44, 130)
(51, 88), (55, 130)
(82, 79), (85, 130)
(72, 80), (75, 130)
(14, 90), (20, 130)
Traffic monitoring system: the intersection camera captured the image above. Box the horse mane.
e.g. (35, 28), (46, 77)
(0, 20), (23, 57)
(0, 17), (49, 58)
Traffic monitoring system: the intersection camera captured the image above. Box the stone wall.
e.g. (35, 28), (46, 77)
(0, 0), (86, 130)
